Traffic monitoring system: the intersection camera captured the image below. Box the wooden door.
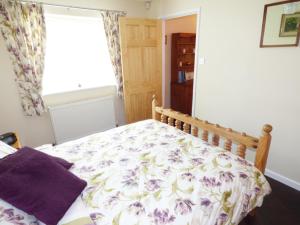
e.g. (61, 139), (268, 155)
(119, 18), (162, 123)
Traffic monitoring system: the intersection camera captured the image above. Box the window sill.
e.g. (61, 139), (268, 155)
(43, 85), (117, 107)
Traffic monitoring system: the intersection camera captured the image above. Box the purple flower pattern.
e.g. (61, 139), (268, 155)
(239, 172), (248, 179)
(168, 149), (183, 163)
(174, 199), (195, 215)
(200, 198), (211, 207)
(218, 153), (232, 160)
(79, 166), (95, 173)
(241, 194), (251, 217)
(98, 160), (114, 168)
(0, 120), (271, 225)
(122, 168), (139, 187)
(90, 212), (104, 222)
(145, 179), (162, 192)
(181, 172), (195, 182)
(105, 192), (121, 207)
(128, 202), (145, 215)
(190, 157), (204, 166)
(0, 207), (37, 225)
(148, 209), (175, 225)
(200, 176), (222, 188)
(236, 157), (252, 167)
(218, 212), (228, 224)
(219, 171), (235, 183)
(0, 0), (47, 116)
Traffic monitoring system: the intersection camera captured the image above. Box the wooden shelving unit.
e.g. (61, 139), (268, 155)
(171, 33), (196, 115)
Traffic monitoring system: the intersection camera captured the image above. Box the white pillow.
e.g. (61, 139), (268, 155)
(0, 141), (17, 158)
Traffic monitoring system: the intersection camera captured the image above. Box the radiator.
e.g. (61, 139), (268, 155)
(49, 96), (116, 144)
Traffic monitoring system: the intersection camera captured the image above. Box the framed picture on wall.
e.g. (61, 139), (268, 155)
(279, 12), (300, 37)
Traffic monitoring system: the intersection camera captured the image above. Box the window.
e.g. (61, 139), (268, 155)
(43, 12), (116, 95)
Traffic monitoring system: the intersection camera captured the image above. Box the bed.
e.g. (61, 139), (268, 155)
(0, 96), (272, 225)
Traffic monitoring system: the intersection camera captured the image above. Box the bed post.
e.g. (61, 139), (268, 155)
(255, 124), (273, 173)
(13, 133), (22, 149)
(152, 95), (160, 121)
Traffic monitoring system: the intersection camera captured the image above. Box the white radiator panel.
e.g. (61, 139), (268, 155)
(49, 96), (116, 144)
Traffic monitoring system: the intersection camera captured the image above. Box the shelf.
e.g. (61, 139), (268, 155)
(171, 80), (194, 86)
(178, 65), (194, 70)
(171, 33), (196, 116)
(179, 53), (195, 55)
(178, 53), (194, 56)
(177, 43), (195, 45)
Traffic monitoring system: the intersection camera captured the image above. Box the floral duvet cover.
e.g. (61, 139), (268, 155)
(0, 120), (271, 225)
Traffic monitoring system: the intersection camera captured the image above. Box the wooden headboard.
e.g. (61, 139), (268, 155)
(152, 95), (272, 173)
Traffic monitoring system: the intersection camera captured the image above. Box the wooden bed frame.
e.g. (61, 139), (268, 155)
(152, 96), (272, 173)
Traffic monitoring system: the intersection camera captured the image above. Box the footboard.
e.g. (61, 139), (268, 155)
(152, 95), (272, 173)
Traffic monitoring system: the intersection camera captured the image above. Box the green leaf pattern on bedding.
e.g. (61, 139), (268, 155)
(0, 120), (271, 225)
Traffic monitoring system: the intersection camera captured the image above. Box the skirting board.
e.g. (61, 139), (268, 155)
(265, 169), (300, 191)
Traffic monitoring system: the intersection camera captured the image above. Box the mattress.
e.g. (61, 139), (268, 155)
(0, 119), (271, 225)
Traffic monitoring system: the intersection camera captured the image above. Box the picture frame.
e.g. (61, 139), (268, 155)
(279, 12), (300, 37)
(260, 0), (300, 48)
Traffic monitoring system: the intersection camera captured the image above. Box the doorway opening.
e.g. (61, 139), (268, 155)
(162, 11), (200, 116)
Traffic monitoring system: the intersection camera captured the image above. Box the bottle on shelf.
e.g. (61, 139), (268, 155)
(178, 71), (186, 83)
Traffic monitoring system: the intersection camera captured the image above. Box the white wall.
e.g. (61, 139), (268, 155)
(164, 15), (197, 107)
(153, 0), (300, 185)
(0, 0), (148, 147)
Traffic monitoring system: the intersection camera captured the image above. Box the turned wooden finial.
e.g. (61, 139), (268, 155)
(263, 124), (273, 134)
(152, 95), (157, 105)
(255, 124), (273, 173)
(152, 95), (159, 120)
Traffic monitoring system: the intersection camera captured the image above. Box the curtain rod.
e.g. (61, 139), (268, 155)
(17, 0), (126, 14)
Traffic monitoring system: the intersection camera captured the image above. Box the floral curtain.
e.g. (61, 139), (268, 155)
(101, 11), (126, 97)
(0, 0), (47, 116)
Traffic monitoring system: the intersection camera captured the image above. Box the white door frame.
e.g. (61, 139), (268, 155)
(160, 8), (201, 117)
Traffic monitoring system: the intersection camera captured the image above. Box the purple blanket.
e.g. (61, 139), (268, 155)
(0, 147), (87, 225)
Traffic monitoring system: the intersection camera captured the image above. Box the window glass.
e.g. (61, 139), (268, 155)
(43, 13), (116, 95)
